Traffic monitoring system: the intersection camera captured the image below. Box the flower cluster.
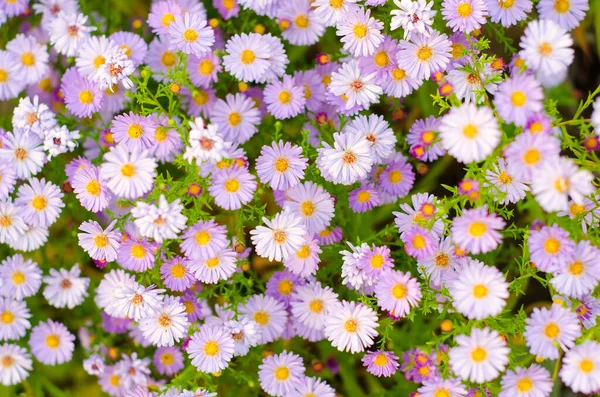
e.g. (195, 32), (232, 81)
(0, 0), (599, 396)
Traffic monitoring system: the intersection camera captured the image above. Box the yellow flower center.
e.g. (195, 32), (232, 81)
(278, 90), (291, 104)
(225, 178), (240, 193)
(353, 24), (368, 38)
(274, 157), (288, 172)
(301, 201), (316, 216)
(544, 323), (559, 339)
(93, 55), (105, 69)
(580, 359), (594, 373)
(413, 235), (426, 249)
(469, 222), (487, 237)
(473, 284), (488, 298)
(204, 340), (220, 356)
(21, 52), (35, 66)
(254, 311), (269, 325)
(463, 124), (478, 138)
(471, 347), (487, 362)
(544, 237), (561, 254)
(374, 353), (389, 366)
(195, 231), (211, 246)
(223, 0), (235, 9)
(554, 0), (570, 13)
(273, 230), (286, 243)
(329, 0), (344, 8)
(435, 253), (449, 268)
(130, 244), (146, 259)
(158, 314), (171, 327)
(388, 170), (402, 184)
(274, 366), (290, 381)
(205, 257), (220, 268)
(200, 60), (214, 75)
(516, 377), (533, 392)
(392, 283), (407, 299)
(121, 163), (135, 177)
(374, 51), (389, 67)
(417, 46), (433, 61)
(370, 254), (384, 269)
(434, 390), (450, 397)
(160, 353), (174, 365)
(511, 91), (526, 107)
(79, 90), (93, 104)
(297, 245), (311, 259)
(309, 300), (323, 313)
(344, 319), (357, 332)
(539, 42), (552, 56)
(183, 29), (198, 42)
(295, 15), (309, 28)
(498, 171), (512, 184)
(11, 272), (25, 285)
(357, 191), (371, 203)
(499, 0), (515, 8)
(568, 261), (584, 276)
(109, 375), (120, 386)
(1, 311), (14, 324)
(94, 234), (109, 248)
(457, 2), (473, 16)
(0, 69), (7, 83)
(161, 51), (177, 67)
(46, 334), (60, 348)
(128, 124), (143, 139)
(241, 49), (255, 64)
(31, 195), (47, 210)
(228, 112), (242, 126)
(278, 280), (293, 295)
(554, 177), (569, 193)
(161, 13), (175, 27)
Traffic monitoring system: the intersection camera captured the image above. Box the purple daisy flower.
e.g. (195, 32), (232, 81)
(72, 165), (112, 213)
(362, 350), (400, 377)
(524, 304), (581, 359)
(258, 350), (305, 397)
(101, 312), (132, 334)
(378, 155), (415, 197)
(503, 132), (561, 182)
(442, 0), (488, 33)
(187, 51), (222, 88)
(255, 140), (308, 191)
(168, 12), (214, 57)
(317, 226), (342, 245)
(111, 112), (158, 151)
(375, 270), (422, 318)
(528, 224), (576, 273)
(359, 35), (400, 84)
(29, 319), (75, 365)
(264, 75), (306, 120)
(293, 69), (326, 112)
(266, 270), (306, 307)
(485, 0), (531, 27)
(208, 165), (257, 210)
(214, 0), (240, 20)
(401, 225), (437, 260)
(357, 244), (394, 280)
(153, 346), (184, 376)
(61, 67), (104, 119)
(180, 219), (228, 261)
(160, 256), (196, 292)
(180, 293), (207, 322)
(210, 93), (261, 143)
(451, 207), (505, 254)
(349, 184), (380, 213)
(495, 74), (544, 127)
(117, 238), (156, 272)
(407, 116), (444, 162)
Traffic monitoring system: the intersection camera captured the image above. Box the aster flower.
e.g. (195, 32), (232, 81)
(75, 35), (119, 79)
(168, 12), (214, 57)
(264, 75), (306, 119)
(390, 0), (436, 40)
(0, 255), (42, 300)
(78, 220), (121, 262)
(419, 237), (456, 289)
(210, 93), (261, 143)
(449, 259), (509, 319)
(113, 282), (165, 321)
(538, 0), (587, 31)
(94, 49), (135, 91)
(187, 51), (221, 88)
(485, 0), (531, 27)
(398, 30), (452, 80)
(0, 344), (32, 386)
(42, 265), (89, 309)
(550, 240), (600, 298)
(209, 165), (257, 210)
(484, 159), (529, 204)
(109, 31), (148, 67)
(532, 157), (594, 213)
(283, 233), (322, 277)
(256, 141), (308, 191)
(528, 224), (576, 273)
(290, 282), (338, 331)
(62, 70), (104, 118)
(101, 146), (157, 200)
(289, 377), (336, 397)
(345, 114), (396, 164)
(525, 304), (582, 360)
(499, 364), (553, 397)
(362, 350), (400, 377)
(294, 69), (327, 112)
(336, 7), (383, 57)
(0, 200), (26, 244)
(49, 12), (95, 57)
(12, 96), (56, 138)
(375, 270), (422, 318)
(349, 184), (380, 213)
(131, 195), (187, 242)
(283, 182), (334, 234)
(139, 296), (189, 347)
(181, 219), (228, 261)
(451, 207), (505, 254)
(160, 257), (195, 292)
(504, 133), (561, 182)
(0, 129), (46, 179)
(0, 298), (31, 342)
(559, 340), (600, 394)
(313, 0), (359, 27)
(279, 0), (326, 46)
(44, 125), (81, 160)
(519, 19), (574, 76)
(15, 178), (64, 228)
(117, 238), (156, 272)
(442, 0), (488, 33)
(251, 210), (306, 262)
(239, 294), (288, 344)
(29, 320), (75, 365)
(402, 225), (437, 260)
(324, 300), (379, 353)
(72, 165), (112, 213)
(223, 316), (262, 356)
(317, 131), (374, 185)
(449, 327), (509, 383)
(495, 74), (544, 127)
(379, 156), (415, 197)
(417, 377), (467, 397)
(439, 103), (501, 163)
(147, 0), (182, 36)
(147, 36), (179, 81)
(112, 112), (157, 151)
(189, 248), (237, 284)
(258, 351), (305, 397)
(0, 54), (24, 101)
(392, 193), (445, 238)
(183, 118), (231, 164)
(153, 346), (184, 376)
(222, 33), (272, 83)
(328, 60), (382, 110)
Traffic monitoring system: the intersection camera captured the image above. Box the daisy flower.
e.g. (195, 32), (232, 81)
(378, 156), (415, 197)
(485, 0), (531, 27)
(189, 248), (237, 284)
(0, 200), (26, 244)
(117, 238), (156, 272)
(209, 165), (257, 210)
(147, 36), (179, 81)
(279, 0), (326, 46)
(324, 300), (379, 353)
(417, 377), (467, 397)
(551, 240), (600, 298)
(0, 255), (42, 300)
(153, 346), (184, 376)
(12, 96), (56, 139)
(524, 305), (581, 359)
(0, 344), (32, 386)
(283, 182), (334, 234)
(401, 225), (437, 260)
(289, 377), (336, 397)
(15, 178), (64, 228)
(49, 12), (95, 57)
(6, 34), (48, 85)
(349, 184), (380, 213)
(528, 224), (575, 273)
(375, 271), (422, 318)
(147, 0), (182, 36)
(250, 210), (306, 262)
(187, 51), (221, 88)
(222, 33), (271, 83)
(499, 364), (553, 397)
(291, 282), (338, 331)
(210, 93), (261, 143)
(538, 0), (587, 31)
(283, 233), (322, 277)
(75, 35), (119, 79)
(449, 327), (509, 383)
(559, 340), (600, 394)
(112, 112), (157, 151)
(345, 114), (396, 164)
(62, 70), (104, 119)
(72, 165), (112, 213)
(264, 75), (306, 119)
(100, 146), (157, 200)
(0, 298), (31, 341)
(504, 133), (560, 182)
(42, 265), (90, 309)
(160, 256), (195, 292)
(419, 237), (456, 289)
(258, 351), (305, 397)
(495, 74), (544, 127)
(442, 0), (488, 33)
(138, 296), (189, 347)
(392, 193), (445, 237)
(317, 131), (374, 185)
(362, 350), (400, 377)
(181, 219), (228, 261)
(336, 7), (383, 57)
(113, 282), (165, 321)
(168, 12), (214, 57)
(256, 141), (308, 191)
(239, 294), (288, 344)
(439, 103), (501, 163)
(0, 54), (24, 101)
(390, 0), (436, 40)
(484, 159), (529, 204)
(183, 118), (231, 164)
(328, 60), (382, 110)
(532, 157), (594, 213)
(109, 31), (148, 67)
(451, 207), (505, 254)
(313, 0), (359, 27)
(0, 163), (15, 202)
(519, 19), (574, 76)
(223, 316), (262, 356)
(29, 320), (75, 365)
(93, 49), (135, 91)
(131, 195), (187, 242)
(397, 30), (452, 80)
(0, 129), (45, 179)
(357, 244), (394, 281)
(77, 220), (121, 262)
(449, 259), (509, 319)
(294, 69), (327, 112)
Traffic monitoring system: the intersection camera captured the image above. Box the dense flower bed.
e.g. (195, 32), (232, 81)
(0, 0), (599, 396)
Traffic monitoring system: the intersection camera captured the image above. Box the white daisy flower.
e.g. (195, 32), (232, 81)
(0, 255), (42, 300)
(0, 344), (32, 386)
(183, 118), (231, 164)
(559, 340), (600, 394)
(397, 30), (452, 80)
(519, 19), (574, 76)
(328, 60), (383, 110)
(6, 34), (49, 85)
(49, 12), (95, 57)
(77, 220), (121, 262)
(75, 35), (119, 78)
(100, 145), (157, 200)
(94, 269), (136, 316)
(15, 178), (64, 228)
(0, 298), (31, 341)
(324, 300), (379, 353)
(313, 0), (359, 27)
(12, 95), (57, 138)
(317, 131), (374, 185)
(131, 195), (187, 243)
(44, 125), (81, 160)
(112, 282), (165, 321)
(223, 316), (262, 356)
(138, 296), (189, 347)
(290, 282), (339, 331)
(42, 264), (90, 309)
(250, 210), (306, 262)
(336, 7), (384, 57)
(390, 0), (436, 40)
(0, 52), (25, 101)
(0, 129), (46, 179)
(344, 114), (396, 164)
(283, 182), (335, 234)
(0, 200), (27, 244)
(239, 294), (288, 344)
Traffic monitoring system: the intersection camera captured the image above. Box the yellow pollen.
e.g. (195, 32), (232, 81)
(544, 323), (559, 339)
(205, 257), (220, 268)
(21, 53), (35, 66)
(463, 124), (478, 138)
(161, 51), (177, 67)
(274, 157), (288, 172)
(523, 149), (540, 165)
(301, 201), (316, 216)
(580, 359), (594, 373)
(120, 45), (132, 57)
(127, 124), (143, 139)
(278, 90), (292, 104)
(273, 230), (287, 244)
(451, 43), (465, 59)
(11, 272), (25, 285)
(158, 314), (171, 327)
(471, 347), (487, 362)
(392, 283), (407, 299)
(241, 49), (256, 64)
(0, 69), (7, 83)
(511, 91), (526, 107)
(297, 245), (311, 259)
(224, 178), (240, 193)
(228, 112), (242, 126)
(109, 375), (120, 386)
(155, 127), (168, 142)
(554, 0), (570, 13)
(199, 60), (214, 75)
(79, 90), (93, 104)
(204, 340), (220, 356)
(295, 15), (309, 28)
(370, 254), (385, 269)
(0, 215), (12, 228)
(554, 177), (569, 193)
(473, 284), (488, 298)
(121, 163), (135, 177)
(93, 55), (105, 69)
(388, 170), (402, 184)
(195, 231), (211, 246)
(353, 24), (368, 39)
(435, 253), (449, 268)
(517, 377), (533, 392)
(469, 222), (487, 237)
(357, 191), (371, 203)
(417, 46), (433, 61)
(254, 311), (269, 325)
(309, 300), (323, 313)
(418, 366), (430, 376)
(94, 234), (109, 248)
(39, 78), (52, 92)
(160, 353), (174, 365)
(539, 42), (552, 56)
(183, 29), (198, 42)
(344, 319), (357, 332)
(14, 148), (27, 161)
(457, 2), (473, 16)
(2, 355), (13, 367)
(274, 366), (290, 381)
(194, 90), (208, 105)
(568, 261), (584, 276)
(31, 195), (47, 210)
(161, 13), (175, 27)
(374, 353), (389, 366)
(329, 0), (344, 8)
(499, 0), (515, 7)
(392, 68), (406, 80)
(183, 301), (194, 313)
(1, 311), (14, 324)
(413, 235), (426, 249)
(342, 151), (356, 164)
(46, 334), (60, 348)
(434, 390), (451, 397)
(278, 280), (293, 295)
(374, 51), (389, 67)
(130, 244), (146, 259)
(544, 237), (561, 254)
(170, 264), (186, 278)
(223, 0), (235, 9)
(498, 171), (512, 184)
(570, 203), (585, 216)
